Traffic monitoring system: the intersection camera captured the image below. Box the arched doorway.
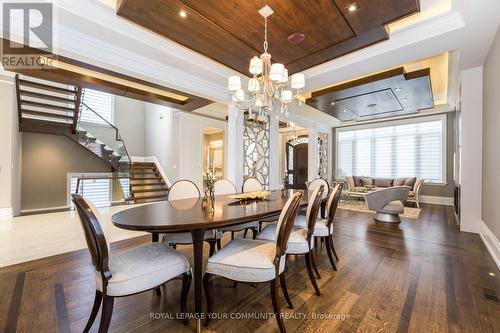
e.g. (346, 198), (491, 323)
(286, 136), (309, 190)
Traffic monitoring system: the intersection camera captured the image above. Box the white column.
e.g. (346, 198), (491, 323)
(308, 128), (318, 182)
(226, 105), (244, 190)
(269, 115), (280, 189)
(0, 70), (21, 218)
(460, 67), (483, 234)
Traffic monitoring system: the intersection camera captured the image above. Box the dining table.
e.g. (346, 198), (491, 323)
(112, 189), (315, 332)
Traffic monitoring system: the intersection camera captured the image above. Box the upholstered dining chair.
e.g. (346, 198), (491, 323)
(294, 183), (343, 271)
(307, 178), (330, 217)
(214, 179), (260, 239)
(162, 180), (222, 255)
(242, 176), (264, 192)
(258, 185), (325, 300)
(72, 194), (192, 333)
(203, 192), (303, 333)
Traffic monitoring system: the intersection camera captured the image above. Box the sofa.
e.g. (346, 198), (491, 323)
(345, 176), (424, 208)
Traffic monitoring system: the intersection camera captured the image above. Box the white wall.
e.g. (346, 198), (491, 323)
(459, 67), (483, 233)
(114, 96), (145, 156)
(0, 70), (22, 217)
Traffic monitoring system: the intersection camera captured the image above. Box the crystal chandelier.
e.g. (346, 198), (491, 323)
(227, 6), (306, 119)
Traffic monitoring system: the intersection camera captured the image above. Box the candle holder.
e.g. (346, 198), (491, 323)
(204, 171), (216, 213)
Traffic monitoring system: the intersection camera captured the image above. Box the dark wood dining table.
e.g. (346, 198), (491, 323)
(112, 189), (313, 332)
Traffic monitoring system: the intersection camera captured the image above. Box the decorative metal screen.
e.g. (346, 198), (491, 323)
(243, 114), (270, 188)
(317, 132), (329, 178)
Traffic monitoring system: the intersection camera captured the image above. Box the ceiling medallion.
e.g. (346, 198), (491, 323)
(227, 5), (306, 121)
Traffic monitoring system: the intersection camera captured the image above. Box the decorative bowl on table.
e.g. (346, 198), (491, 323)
(228, 191), (272, 201)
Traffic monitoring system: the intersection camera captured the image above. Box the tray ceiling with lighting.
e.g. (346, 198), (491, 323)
(116, 0), (421, 74)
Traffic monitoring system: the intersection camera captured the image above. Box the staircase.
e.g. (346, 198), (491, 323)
(15, 74), (170, 204)
(130, 162), (169, 203)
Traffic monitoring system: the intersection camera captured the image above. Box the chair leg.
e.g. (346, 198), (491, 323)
(208, 240), (216, 257)
(325, 236), (337, 271)
(180, 271), (192, 326)
(83, 290), (102, 333)
(305, 252), (321, 296)
(216, 238), (222, 251)
(270, 278), (287, 333)
(279, 273), (293, 309)
(243, 229), (248, 238)
(98, 295), (114, 333)
(310, 250), (321, 280)
(231, 231), (235, 240)
(250, 227), (258, 240)
(330, 234), (339, 261)
(203, 273), (213, 327)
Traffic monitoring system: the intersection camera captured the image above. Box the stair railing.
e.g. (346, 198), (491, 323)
(77, 99), (133, 172)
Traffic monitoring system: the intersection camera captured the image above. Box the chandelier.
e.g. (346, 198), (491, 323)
(227, 6), (306, 119)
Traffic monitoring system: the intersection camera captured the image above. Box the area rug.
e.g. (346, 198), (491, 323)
(339, 199), (421, 220)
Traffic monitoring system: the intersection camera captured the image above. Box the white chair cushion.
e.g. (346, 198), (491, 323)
(96, 243), (190, 297)
(162, 230), (221, 244)
(219, 221), (259, 232)
(294, 215), (331, 237)
(257, 224), (313, 255)
(205, 238), (285, 283)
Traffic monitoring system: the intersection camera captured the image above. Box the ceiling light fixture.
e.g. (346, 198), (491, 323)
(342, 109), (347, 113)
(394, 88), (402, 92)
(348, 4), (358, 12)
(489, 272), (496, 276)
(228, 5), (306, 120)
(179, 10), (187, 18)
(331, 102), (336, 106)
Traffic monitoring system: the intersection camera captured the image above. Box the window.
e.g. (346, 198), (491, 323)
(80, 89), (114, 125)
(69, 176), (111, 208)
(336, 115), (446, 183)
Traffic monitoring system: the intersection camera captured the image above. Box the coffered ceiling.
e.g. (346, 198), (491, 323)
(116, 0), (421, 74)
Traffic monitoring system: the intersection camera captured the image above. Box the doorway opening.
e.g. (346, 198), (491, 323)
(280, 124), (309, 190)
(203, 127), (225, 180)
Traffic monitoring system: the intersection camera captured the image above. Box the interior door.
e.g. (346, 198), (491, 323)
(288, 143), (308, 190)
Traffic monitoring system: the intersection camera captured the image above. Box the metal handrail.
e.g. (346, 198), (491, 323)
(78, 100), (133, 166)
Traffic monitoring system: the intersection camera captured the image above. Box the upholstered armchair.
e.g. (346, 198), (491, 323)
(364, 186), (410, 223)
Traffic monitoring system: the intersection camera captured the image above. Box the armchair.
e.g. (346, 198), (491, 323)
(364, 186), (410, 223)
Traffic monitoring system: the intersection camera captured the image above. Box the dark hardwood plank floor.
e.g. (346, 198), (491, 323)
(1, 205), (499, 332)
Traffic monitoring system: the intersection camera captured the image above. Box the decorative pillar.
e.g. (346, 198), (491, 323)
(226, 104), (244, 190)
(308, 128), (318, 182)
(269, 115), (280, 189)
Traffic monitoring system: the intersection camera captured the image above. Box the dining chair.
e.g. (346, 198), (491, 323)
(294, 183), (343, 271)
(257, 185), (325, 300)
(242, 176), (264, 192)
(203, 192), (303, 333)
(72, 194), (192, 333)
(162, 179), (222, 255)
(215, 178), (260, 239)
(307, 178), (330, 199)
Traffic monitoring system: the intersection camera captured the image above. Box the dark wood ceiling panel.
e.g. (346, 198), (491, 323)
(334, 0), (420, 34)
(306, 67), (434, 122)
(181, 0), (354, 64)
(117, 0), (420, 74)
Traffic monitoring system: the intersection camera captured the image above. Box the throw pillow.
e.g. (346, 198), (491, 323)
(404, 177), (417, 190)
(361, 177), (373, 187)
(353, 176), (363, 187)
(393, 178), (406, 186)
(374, 178), (393, 187)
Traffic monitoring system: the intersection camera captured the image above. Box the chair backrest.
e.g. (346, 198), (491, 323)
(275, 192), (303, 259)
(308, 178), (330, 199)
(305, 185), (325, 238)
(214, 179), (237, 196)
(72, 194), (111, 279)
(242, 177), (263, 193)
(168, 180), (201, 201)
(325, 184), (340, 218)
(326, 183), (343, 228)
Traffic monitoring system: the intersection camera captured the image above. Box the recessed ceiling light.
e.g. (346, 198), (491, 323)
(331, 102), (336, 106)
(401, 98), (408, 102)
(179, 10), (187, 18)
(348, 4), (358, 12)
(342, 109), (347, 113)
(489, 272), (496, 276)
(394, 88), (402, 92)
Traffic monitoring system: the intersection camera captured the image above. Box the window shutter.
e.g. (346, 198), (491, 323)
(81, 89), (113, 125)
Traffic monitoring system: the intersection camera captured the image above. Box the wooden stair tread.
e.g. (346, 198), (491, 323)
(19, 79), (77, 94)
(132, 165), (156, 169)
(21, 100), (76, 112)
(133, 194), (168, 201)
(20, 90), (76, 104)
(131, 187), (168, 194)
(21, 110), (73, 120)
(130, 177), (163, 181)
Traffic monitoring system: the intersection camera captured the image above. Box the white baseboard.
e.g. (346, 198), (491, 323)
(0, 207), (13, 219)
(480, 221), (500, 270)
(419, 195), (454, 206)
(21, 206), (70, 215)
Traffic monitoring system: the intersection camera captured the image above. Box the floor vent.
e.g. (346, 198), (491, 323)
(482, 288), (499, 302)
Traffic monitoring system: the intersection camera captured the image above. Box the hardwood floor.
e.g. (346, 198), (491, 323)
(0, 205), (499, 332)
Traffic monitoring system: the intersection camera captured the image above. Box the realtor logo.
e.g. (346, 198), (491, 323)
(1, 1), (57, 69)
